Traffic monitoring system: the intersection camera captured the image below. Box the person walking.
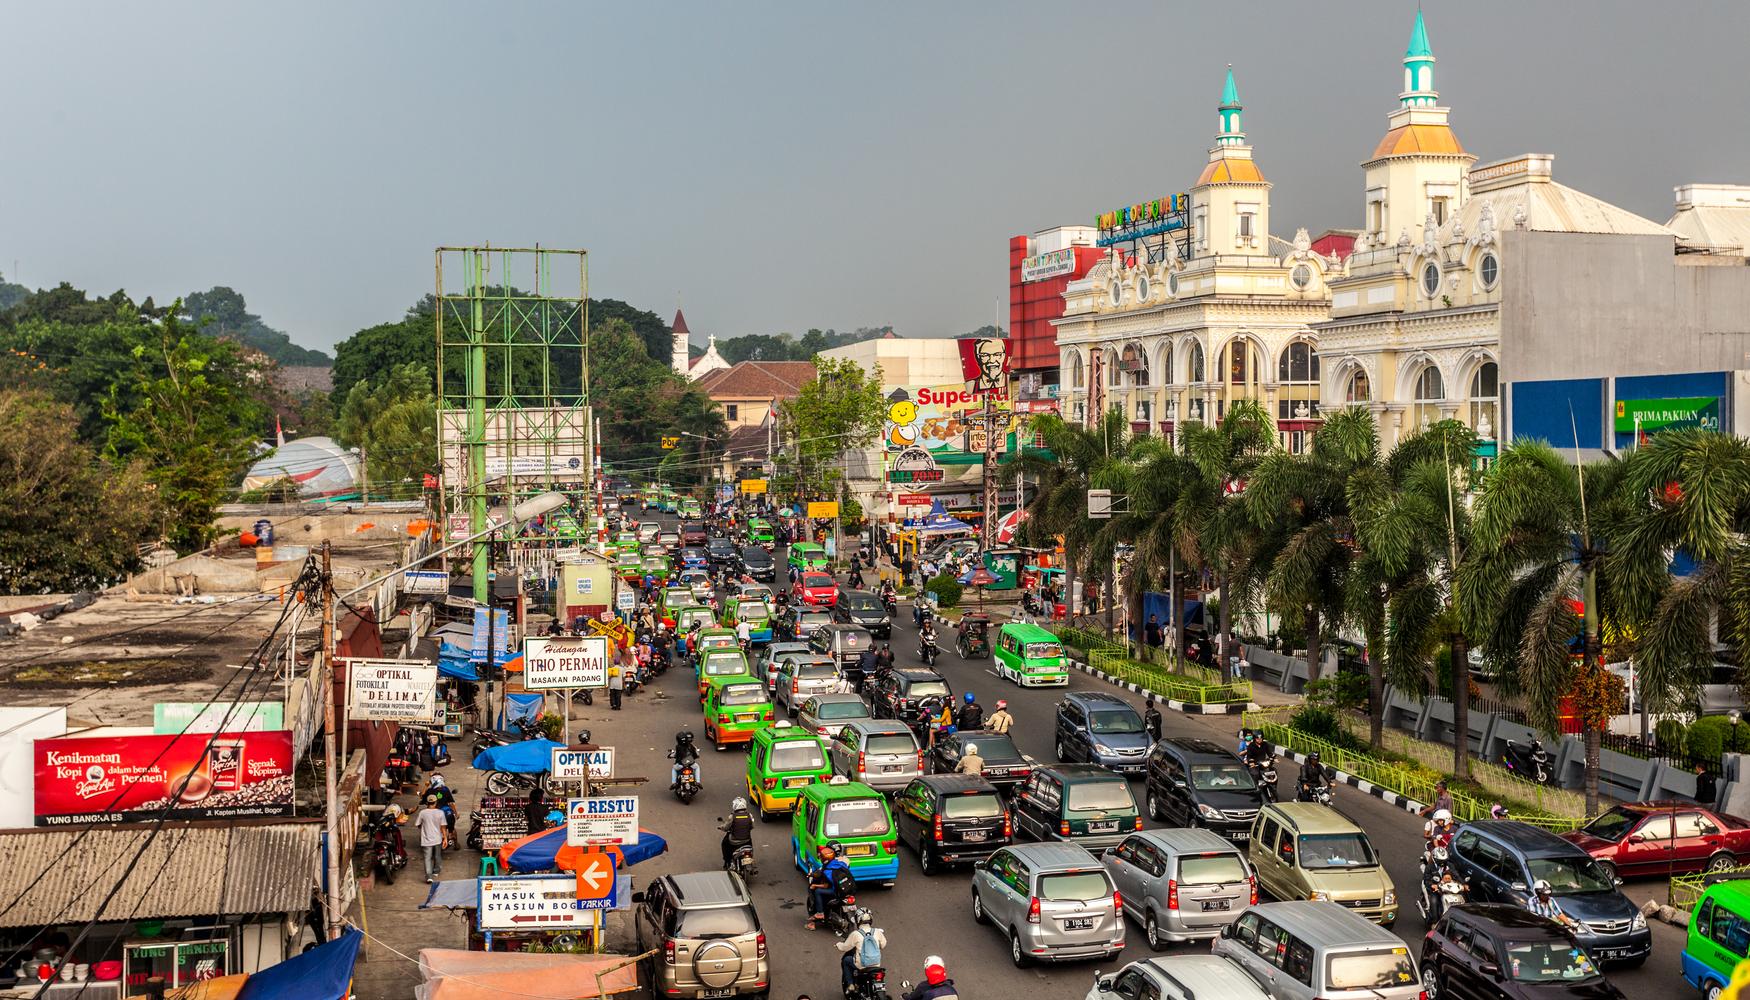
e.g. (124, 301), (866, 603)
(414, 794), (450, 883)
(607, 655), (626, 710)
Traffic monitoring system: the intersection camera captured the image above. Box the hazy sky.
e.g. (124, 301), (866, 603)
(4, 2), (1747, 354)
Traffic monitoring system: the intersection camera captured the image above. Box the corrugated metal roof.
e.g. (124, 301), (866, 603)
(0, 821), (320, 928)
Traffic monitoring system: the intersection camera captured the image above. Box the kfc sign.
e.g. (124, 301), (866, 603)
(33, 731), (294, 825)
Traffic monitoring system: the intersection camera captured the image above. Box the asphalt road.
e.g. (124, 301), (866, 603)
(581, 515), (1683, 999)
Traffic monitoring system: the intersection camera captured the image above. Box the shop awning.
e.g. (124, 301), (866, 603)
(414, 949), (640, 1000)
(0, 820), (321, 929)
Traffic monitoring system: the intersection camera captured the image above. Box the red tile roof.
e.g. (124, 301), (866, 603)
(694, 360), (817, 400)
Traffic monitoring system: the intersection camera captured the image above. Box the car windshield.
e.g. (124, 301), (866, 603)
(905, 680), (950, 699)
(742, 550), (770, 564)
(719, 685), (767, 706)
(824, 799), (890, 837)
(1024, 642), (1063, 659)
(942, 793), (1004, 820)
(1191, 763), (1257, 791)
(1526, 856), (1616, 894)
(1065, 780), (1135, 813)
(1038, 871), (1112, 901)
(769, 742), (826, 772)
(1327, 949), (1417, 990)
(866, 734), (917, 755)
(1088, 709), (1144, 735)
(681, 611), (715, 628)
(705, 656), (748, 676)
(802, 574), (834, 588)
(1178, 852), (1250, 885)
(1504, 940), (1600, 983)
(1582, 808), (1639, 843)
(958, 734), (1019, 761)
(1298, 833), (1378, 869)
(815, 701), (870, 720)
(738, 603), (772, 622)
(676, 906), (759, 939)
(846, 595), (881, 612)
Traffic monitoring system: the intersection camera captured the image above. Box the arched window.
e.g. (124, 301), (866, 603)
(1469, 361), (1498, 438)
(1123, 343), (1149, 387)
(1224, 339), (1261, 387)
(1345, 369), (1371, 404)
(1186, 342), (1206, 383)
(1157, 342), (1174, 386)
(1276, 342), (1319, 382)
(1276, 341), (1320, 420)
(1106, 349), (1122, 386)
(1070, 352), (1084, 388)
(1413, 364), (1445, 429)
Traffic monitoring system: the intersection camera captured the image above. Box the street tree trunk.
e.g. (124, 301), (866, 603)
(1364, 613), (1385, 751)
(1104, 564), (1116, 638)
(1582, 565), (1603, 815)
(1304, 608), (1320, 686)
(1217, 574), (1232, 675)
(1451, 631), (1471, 779)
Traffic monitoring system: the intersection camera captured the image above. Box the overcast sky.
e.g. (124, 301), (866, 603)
(4, 1), (1747, 354)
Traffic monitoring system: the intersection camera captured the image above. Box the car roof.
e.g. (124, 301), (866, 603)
(1264, 802), (1367, 835)
(752, 723), (825, 748)
(1066, 691), (1131, 709)
(841, 589), (877, 599)
(999, 622), (1058, 642)
(845, 719), (915, 736)
(1136, 827), (1246, 856)
(665, 870), (751, 908)
(1043, 763), (1127, 783)
(913, 774), (1000, 796)
(1705, 880), (1750, 910)
(1001, 841), (1105, 870)
(1447, 903), (1575, 935)
(895, 667), (943, 679)
(1139, 955), (1269, 1000)
(1247, 901), (1402, 948)
(805, 693), (865, 706)
(1162, 737), (1240, 761)
(1461, 820), (1585, 858)
(801, 778), (884, 802)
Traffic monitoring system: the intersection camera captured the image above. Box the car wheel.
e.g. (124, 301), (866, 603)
(1708, 852), (1738, 873)
(1707, 983), (1724, 1000)
(1146, 790), (1163, 821)
(918, 837), (938, 876)
(1145, 911), (1164, 952)
(1420, 964), (1440, 1000)
(1056, 739), (1070, 762)
(971, 889), (987, 925)
(1595, 859), (1618, 882)
(1009, 929), (1030, 968)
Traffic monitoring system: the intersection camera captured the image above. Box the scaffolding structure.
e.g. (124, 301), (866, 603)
(434, 247), (590, 603)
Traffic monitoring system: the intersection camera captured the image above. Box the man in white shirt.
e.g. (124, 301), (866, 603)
(414, 795), (450, 883)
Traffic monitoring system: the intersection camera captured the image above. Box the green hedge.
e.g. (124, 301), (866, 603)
(925, 574), (963, 610)
(1686, 715), (1750, 760)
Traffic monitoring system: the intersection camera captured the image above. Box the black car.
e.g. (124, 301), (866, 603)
(1144, 737), (1263, 842)
(894, 774), (1011, 873)
(777, 605), (832, 642)
(1421, 904), (1625, 1000)
(929, 730), (1034, 791)
(1446, 821), (1651, 967)
(834, 589), (892, 639)
(867, 667), (953, 722)
(706, 537), (739, 565)
(739, 546), (776, 582)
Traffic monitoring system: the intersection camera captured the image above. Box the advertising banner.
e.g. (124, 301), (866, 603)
(566, 795), (639, 846)
(477, 874), (595, 931)
(33, 731), (295, 825)
(740, 479), (768, 494)
(346, 659), (439, 722)
(1021, 248), (1076, 282)
(552, 746), (615, 780)
(152, 702), (283, 735)
(884, 385), (1013, 469)
(471, 607), (512, 663)
(403, 570), (449, 596)
(523, 635), (612, 689)
(1614, 396), (1720, 434)
(806, 501), (840, 519)
(957, 337), (1010, 392)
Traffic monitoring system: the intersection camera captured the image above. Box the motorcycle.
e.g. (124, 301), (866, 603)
(845, 964), (889, 1000)
(484, 770), (542, 796)
(1296, 766), (1336, 805)
(1417, 864), (1468, 922)
(822, 890), (859, 937)
(1503, 739), (1552, 785)
(471, 716), (545, 754)
(670, 751), (702, 804)
(880, 592), (898, 618)
(465, 810), (483, 852)
(370, 817), (408, 885)
(1249, 755), (1279, 803)
(917, 633), (939, 667)
(726, 841), (757, 880)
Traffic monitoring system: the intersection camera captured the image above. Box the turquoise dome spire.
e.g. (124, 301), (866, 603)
(1217, 65), (1244, 145)
(1401, 10), (1437, 108)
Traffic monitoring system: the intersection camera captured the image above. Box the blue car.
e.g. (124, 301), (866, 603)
(1053, 691), (1152, 773)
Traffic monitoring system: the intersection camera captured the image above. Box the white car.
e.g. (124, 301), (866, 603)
(1085, 956), (1269, 1000)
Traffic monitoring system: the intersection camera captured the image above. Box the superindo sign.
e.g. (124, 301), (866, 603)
(33, 731), (294, 825)
(1615, 396), (1720, 434)
(567, 794), (639, 846)
(477, 874), (597, 931)
(552, 746), (615, 780)
(523, 635), (612, 689)
(1021, 248), (1076, 282)
(346, 659), (439, 722)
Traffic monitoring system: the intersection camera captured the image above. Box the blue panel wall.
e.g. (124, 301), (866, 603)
(1507, 378), (1607, 450)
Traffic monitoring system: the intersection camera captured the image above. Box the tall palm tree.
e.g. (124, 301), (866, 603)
(1459, 440), (1631, 813)
(1005, 408), (1130, 628)
(1092, 435), (1187, 656)
(1175, 400), (1275, 670)
(1609, 429), (1750, 732)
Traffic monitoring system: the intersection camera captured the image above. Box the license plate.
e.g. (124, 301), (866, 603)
(882, 765), (902, 773)
(785, 777), (811, 789)
(734, 713), (757, 722)
(845, 844), (874, 857)
(962, 830), (988, 842)
(701, 990), (734, 999)
(1593, 948), (1630, 961)
(985, 767), (1009, 777)
(1087, 820), (1118, 833)
(1227, 831), (1248, 841)
(1200, 898), (1231, 912)
(1063, 917), (1094, 930)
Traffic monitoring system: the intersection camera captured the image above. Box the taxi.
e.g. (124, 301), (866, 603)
(992, 622), (1069, 687)
(691, 627), (740, 672)
(791, 776), (900, 885)
(746, 518), (776, 551)
(722, 596), (774, 645)
(640, 555), (671, 585)
(660, 586), (695, 616)
(746, 722), (832, 822)
(704, 680), (774, 749)
(674, 607), (719, 655)
(678, 497), (703, 520)
(614, 551), (643, 583)
(698, 649), (757, 700)
(787, 542), (829, 574)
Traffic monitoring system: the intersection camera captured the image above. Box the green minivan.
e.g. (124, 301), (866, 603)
(1685, 880), (1750, 998)
(788, 542), (829, 573)
(747, 519), (776, 550)
(792, 777), (900, 885)
(993, 623), (1069, 687)
(746, 722), (833, 823)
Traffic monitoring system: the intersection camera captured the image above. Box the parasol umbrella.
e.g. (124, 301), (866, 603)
(965, 567), (998, 611)
(992, 508), (1028, 545)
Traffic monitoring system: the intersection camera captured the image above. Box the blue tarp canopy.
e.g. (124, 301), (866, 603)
(472, 739), (566, 773)
(496, 691), (544, 729)
(918, 501), (974, 537)
(236, 927), (361, 1000)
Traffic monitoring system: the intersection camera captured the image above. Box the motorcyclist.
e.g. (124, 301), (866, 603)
(835, 907), (887, 993)
(720, 797), (754, 868)
(955, 692), (984, 732)
(1143, 696), (1162, 743)
(956, 741), (985, 775)
(901, 956), (958, 1000)
(1423, 808), (1456, 850)
(669, 731), (701, 789)
(874, 643), (895, 671)
(985, 699), (1013, 735)
(919, 620), (938, 661)
(806, 842), (856, 930)
(1297, 751), (1329, 801)
(879, 580), (897, 611)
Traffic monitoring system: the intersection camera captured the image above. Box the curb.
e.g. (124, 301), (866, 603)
(1273, 746), (1430, 817)
(1069, 657), (1258, 716)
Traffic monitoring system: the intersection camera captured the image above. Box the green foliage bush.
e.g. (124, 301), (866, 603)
(1686, 715), (1750, 760)
(925, 574), (963, 610)
(1305, 674), (1368, 712)
(537, 712), (565, 741)
(1287, 705), (1369, 753)
(1654, 717), (1689, 753)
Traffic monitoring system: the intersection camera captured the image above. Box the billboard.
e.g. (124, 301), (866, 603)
(884, 386), (1014, 468)
(523, 635), (612, 689)
(34, 731), (295, 825)
(957, 338), (1009, 393)
(347, 659), (440, 722)
(1021, 248), (1077, 282)
(153, 702), (283, 735)
(1614, 397), (1720, 435)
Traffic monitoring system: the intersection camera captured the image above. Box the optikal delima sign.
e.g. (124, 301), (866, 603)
(346, 659), (439, 722)
(1021, 248), (1076, 282)
(552, 747), (615, 780)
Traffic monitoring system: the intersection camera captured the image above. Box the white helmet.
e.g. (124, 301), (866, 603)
(1533, 879), (1552, 894)
(731, 796), (748, 811)
(1432, 808), (1451, 823)
(1432, 845), (1448, 861)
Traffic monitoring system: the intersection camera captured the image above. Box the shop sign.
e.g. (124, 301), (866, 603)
(806, 501), (840, 519)
(124, 939), (229, 991)
(740, 478), (768, 494)
(153, 701), (283, 735)
(34, 731), (294, 825)
(347, 658), (439, 722)
(477, 873), (595, 930)
(523, 635), (612, 689)
(1614, 396), (1720, 434)
(1021, 248), (1076, 282)
(403, 569), (449, 595)
(897, 494), (933, 506)
(447, 514), (471, 541)
(552, 746), (615, 780)
(471, 607), (511, 662)
(566, 794), (639, 846)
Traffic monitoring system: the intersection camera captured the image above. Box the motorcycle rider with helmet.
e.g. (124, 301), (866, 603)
(1423, 808), (1456, 851)
(1297, 751), (1329, 802)
(806, 842), (856, 930)
(835, 907), (887, 994)
(955, 692), (984, 732)
(669, 731), (701, 789)
(720, 797), (754, 869)
(902, 956), (958, 1000)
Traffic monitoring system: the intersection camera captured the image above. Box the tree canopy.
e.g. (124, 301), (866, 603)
(182, 286), (330, 366)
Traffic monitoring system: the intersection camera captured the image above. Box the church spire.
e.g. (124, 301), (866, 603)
(1401, 9), (1437, 108)
(1217, 65), (1244, 146)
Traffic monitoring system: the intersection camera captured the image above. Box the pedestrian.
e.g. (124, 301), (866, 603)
(607, 656), (626, 710)
(523, 787), (546, 833)
(1420, 780), (1454, 818)
(1145, 614), (1163, 649)
(1143, 695), (1162, 742)
(1696, 764), (1718, 807)
(414, 794), (449, 883)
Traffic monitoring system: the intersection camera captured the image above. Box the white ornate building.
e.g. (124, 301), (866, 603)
(1053, 68), (1335, 453)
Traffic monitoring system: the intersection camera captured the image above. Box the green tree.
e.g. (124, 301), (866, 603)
(103, 311), (268, 553)
(1175, 400), (1276, 668)
(0, 390), (157, 593)
(0, 272), (28, 313)
(335, 363), (438, 496)
(182, 286), (330, 366)
(779, 356), (885, 501)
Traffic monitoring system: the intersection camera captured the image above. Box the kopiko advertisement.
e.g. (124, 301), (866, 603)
(34, 731), (295, 825)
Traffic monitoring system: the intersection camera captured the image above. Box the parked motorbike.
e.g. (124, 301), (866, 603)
(845, 965), (890, 1000)
(484, 770), (542, 796)
(465, 810), (484, 852)
(370, 817), (408, 885)
(471, 716), (545, 754)
(1503, 739), (1552, 785)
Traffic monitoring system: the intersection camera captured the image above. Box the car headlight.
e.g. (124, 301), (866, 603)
(1093, 743), (1114, 756)
(1197, 803), (1224, 821)
(1308, 891), (1328, 901)
(1631, 911), (1647, 932)
(1382, 890), (1396, 906)
(1570, 920), (1593, 936)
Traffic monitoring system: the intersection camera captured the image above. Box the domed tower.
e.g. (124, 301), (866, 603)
(1191, 66), (1271, 255)
(1361, 10), (1474, 248)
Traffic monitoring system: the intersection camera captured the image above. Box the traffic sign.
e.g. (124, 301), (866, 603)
(740, 478), (768, 494)
(566, 795), (639, 846)
(522, 635), (612, 689)
(477, 874), (595, 931)
(573, 852), (617, 904)
(807, 501), (840, 519)
(552, 746), (614, 780)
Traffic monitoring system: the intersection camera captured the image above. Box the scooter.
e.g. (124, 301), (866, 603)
(917, 634), (939, 667)
(370, 817), (407, 885)
(465, 810), (483, 852)
(1417, 864), (1468, 922)
(845, 964), (890, 1000)
(822, 891), (859, 937)
(1249, 755), (1280, 803)
(1503, 739), (1552, 785)
(670, 752), (702, 804)
(726, 841), (757, 881)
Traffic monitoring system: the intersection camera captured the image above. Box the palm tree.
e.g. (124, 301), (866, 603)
(1609, 429), (1750, 734)
(1005, 408), (1131, 629)
(1174, 400), (1275, 671)
(1459, 440), (1631, 813)
(1091, 435), (1187, 657)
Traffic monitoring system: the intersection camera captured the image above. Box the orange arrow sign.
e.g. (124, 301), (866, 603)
(574, 853), (615, 900)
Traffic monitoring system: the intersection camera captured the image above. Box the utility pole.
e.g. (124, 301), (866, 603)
(319, 542), (341, 941)
(980, 391), (1000, 547)
(594, 415), (605, 547)
(467, 251), (490, 607)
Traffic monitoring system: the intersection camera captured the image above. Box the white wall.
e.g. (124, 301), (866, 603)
(0, 706), (67, 828)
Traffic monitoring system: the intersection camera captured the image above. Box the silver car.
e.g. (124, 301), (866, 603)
(775, 657), (845, 715)
(758, 642), (810, 693)
(971, 842), (1124, 966)
(799, 694), (872, 739)
(829, 720), (922, 792)
(1101, 828), (1255, 948)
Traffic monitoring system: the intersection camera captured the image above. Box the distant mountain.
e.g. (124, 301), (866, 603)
(717, 325), (893, 363)
(182, 286), (330, 366)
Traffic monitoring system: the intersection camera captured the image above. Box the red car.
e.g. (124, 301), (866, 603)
(791, 571), (840, 608)
(1558, 801), (1750, 879)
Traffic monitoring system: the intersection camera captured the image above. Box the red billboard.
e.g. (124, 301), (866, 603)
(34, 731), (295, 825)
